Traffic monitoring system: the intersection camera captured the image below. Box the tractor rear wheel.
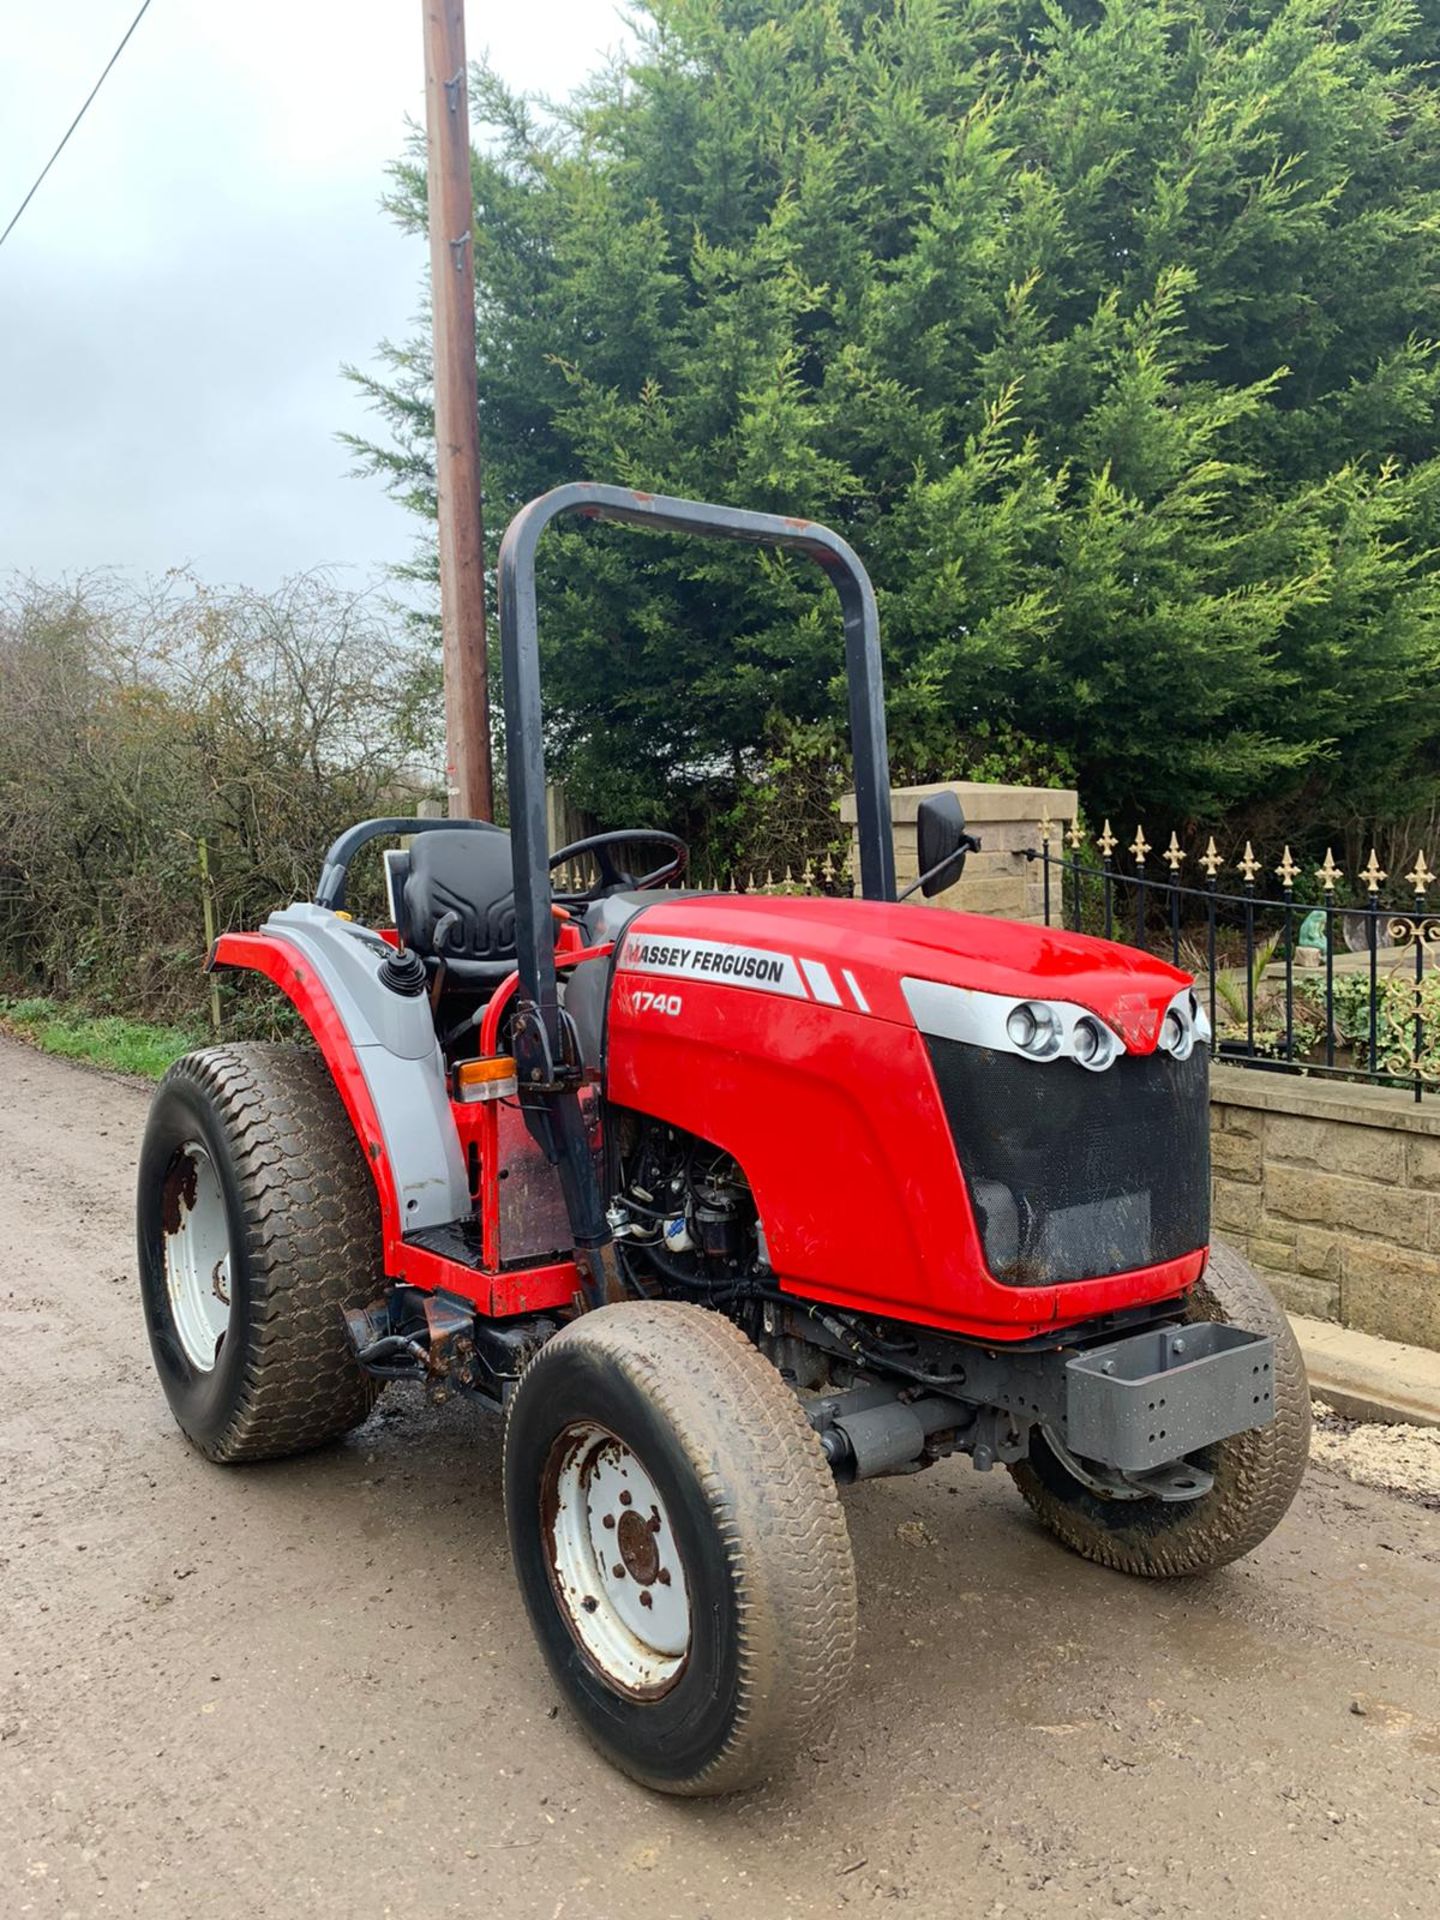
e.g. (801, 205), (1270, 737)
(503, 1301), (857, 1795)
(137, 1044), (382, 1462)
(1007, 1241), (1310, 1576)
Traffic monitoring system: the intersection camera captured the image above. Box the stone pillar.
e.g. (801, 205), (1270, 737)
(840, 780), (1078, 921)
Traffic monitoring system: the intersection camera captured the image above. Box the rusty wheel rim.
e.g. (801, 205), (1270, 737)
(541, 1421), (691, 1699)
(160, 1140), (232, 1373)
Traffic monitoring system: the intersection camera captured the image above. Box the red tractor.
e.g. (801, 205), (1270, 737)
(137, 486), (1308, 1795)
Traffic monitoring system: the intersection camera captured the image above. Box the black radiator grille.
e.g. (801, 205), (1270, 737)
(925, 1038), (1210, 1287)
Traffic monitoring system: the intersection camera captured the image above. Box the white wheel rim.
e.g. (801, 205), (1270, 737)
(160, 1140), (233, 1373)
(542, 1422), (692, 1698)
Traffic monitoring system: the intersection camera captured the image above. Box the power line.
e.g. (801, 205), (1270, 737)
(0, 0), (155, 255)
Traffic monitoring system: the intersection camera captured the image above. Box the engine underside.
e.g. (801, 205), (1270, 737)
(343, 1113), (1272, 1506)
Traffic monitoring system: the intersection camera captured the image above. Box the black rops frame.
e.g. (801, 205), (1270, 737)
(496, 481), (897, 1252)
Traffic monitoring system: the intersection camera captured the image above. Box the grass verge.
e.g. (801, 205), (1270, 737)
(0, 997), (205, 1079)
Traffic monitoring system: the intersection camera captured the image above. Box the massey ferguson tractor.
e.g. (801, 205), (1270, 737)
(137, 485), (1309, 1795)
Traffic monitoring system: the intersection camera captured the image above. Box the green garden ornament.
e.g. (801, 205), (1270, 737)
(1295, 909), (1327, 965)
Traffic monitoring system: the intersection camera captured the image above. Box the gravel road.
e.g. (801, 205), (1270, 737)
(2, 1035), (1438, 1920)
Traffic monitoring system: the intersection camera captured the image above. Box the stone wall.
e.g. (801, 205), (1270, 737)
(840, 780), (1077, 919)
(1211, 1066), (1440, 1350)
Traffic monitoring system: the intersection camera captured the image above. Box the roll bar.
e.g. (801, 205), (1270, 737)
(495, 482), (896, 1252)
(314, 816), (504, 913)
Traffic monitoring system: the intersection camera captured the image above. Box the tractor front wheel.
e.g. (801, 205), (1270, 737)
(1008, 1241), (1310, 1577)
(504, 1301), (857, 1795)
(137, 1044), (382, 1462)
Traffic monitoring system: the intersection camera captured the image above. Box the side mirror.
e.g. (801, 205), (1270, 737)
(907, 791), (979, 900)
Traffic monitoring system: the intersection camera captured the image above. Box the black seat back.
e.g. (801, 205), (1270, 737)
(395, 828), (518, 967)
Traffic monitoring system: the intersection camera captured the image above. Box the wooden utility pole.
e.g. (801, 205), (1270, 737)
(422, 0), (493, 819)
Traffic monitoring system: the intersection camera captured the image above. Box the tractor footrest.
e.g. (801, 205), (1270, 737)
(1064, 1322), (1275, 1473)
(405, 1217), (485, 1270)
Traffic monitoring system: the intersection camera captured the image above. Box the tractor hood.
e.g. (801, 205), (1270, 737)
(617, 891), (1190, 1055)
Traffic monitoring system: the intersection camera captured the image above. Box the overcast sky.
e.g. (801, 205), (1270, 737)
(0, 1), (626, 590)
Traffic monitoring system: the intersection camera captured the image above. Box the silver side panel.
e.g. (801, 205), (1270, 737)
(256, 903), (470, 1231)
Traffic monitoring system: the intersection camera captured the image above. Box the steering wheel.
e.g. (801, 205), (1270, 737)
(549, 830), (688, 906)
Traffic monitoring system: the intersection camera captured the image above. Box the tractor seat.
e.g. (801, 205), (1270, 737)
(389, 827), (520, 987)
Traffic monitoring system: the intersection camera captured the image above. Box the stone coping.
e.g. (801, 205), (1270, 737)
(841, 780), (1078, 825)
(1211, 1063), (1440, 1137)
(1265, 948), (1416, 977)
(1293, 1313), (1440, 1427)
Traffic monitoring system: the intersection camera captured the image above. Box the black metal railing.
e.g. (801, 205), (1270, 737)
(1030, 822), (1438, 1104)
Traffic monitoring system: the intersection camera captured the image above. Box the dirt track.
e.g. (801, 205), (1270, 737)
(2, 1036), (1438, 1920)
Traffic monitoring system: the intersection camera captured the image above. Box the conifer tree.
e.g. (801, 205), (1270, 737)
(354, 0), (1440, 848)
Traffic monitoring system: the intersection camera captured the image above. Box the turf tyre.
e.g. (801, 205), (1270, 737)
(1008, 1241), (1310, 1576)
(504, 1300), (857, 1795)
(137, 1043), (381, 1462)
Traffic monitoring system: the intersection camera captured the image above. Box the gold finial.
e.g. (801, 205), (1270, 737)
(1316, 848), (1342, 892)
(1237, 840), (1261, 884)
(1066, 820), (1083, 850)
(1038, 812), (1053, 846)
(1164, 832), (1185, 873)
(1097, 819), (1117, 858)
(1130, 825), (1151, 865)
(1275, 845), (1299, 889)
(1407, 851), (1435, 894)
(1198, 836), (1223, 879)
(1360, 849), (1387, 896)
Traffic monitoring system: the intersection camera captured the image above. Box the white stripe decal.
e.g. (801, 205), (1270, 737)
(619, 933), (809, 999)
(799, 958), (842, 1005)
(841, 967), (870, 1013)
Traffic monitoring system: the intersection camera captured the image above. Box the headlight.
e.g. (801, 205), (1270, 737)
(901, 979), (1128, 1071)
(1158, 989), (1207, 1061)
(1072, 1013), (1121, 1072)
(1006, 1001), (1061, 1058)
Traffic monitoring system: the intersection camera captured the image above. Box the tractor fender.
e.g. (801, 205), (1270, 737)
(209, 902), (470, 1238)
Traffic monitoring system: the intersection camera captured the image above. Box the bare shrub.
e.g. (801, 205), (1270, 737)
(0, 571), (436, 1022)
